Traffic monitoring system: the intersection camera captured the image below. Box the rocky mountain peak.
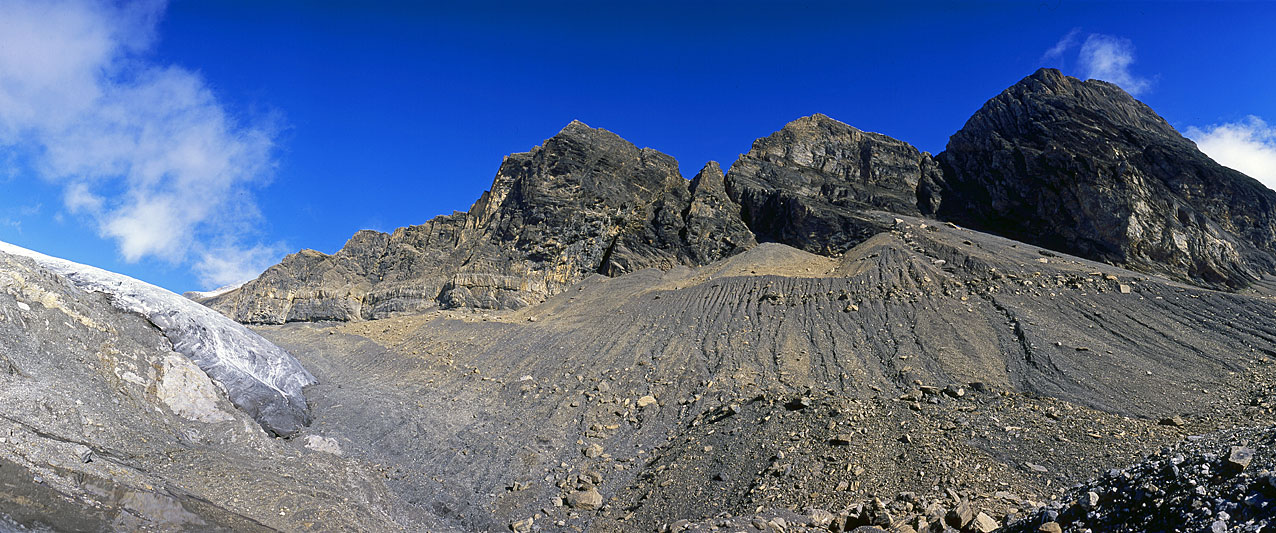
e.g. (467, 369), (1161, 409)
(925, 69), (1276, 288)
(545, 119), (641, 154)
(969, 68), (1181, 144)
(1022, 66), (1071, 90)
(725, 114), (941, 255)
(559, 118), (591, 132)
(206, 121), (754, 323)
(208, 69), (1276, 324)
(689, 161), (725, 194)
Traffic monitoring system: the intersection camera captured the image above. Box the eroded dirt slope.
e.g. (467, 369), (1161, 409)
(255, 214), (1276, 531)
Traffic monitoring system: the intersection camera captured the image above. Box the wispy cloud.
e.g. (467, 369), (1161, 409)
(1077, 34), (1151, 96)
(0, 0), (282, 288)
(1041, 28), (1081, 62)
(1186, 116), (1276, 191)
(1041, 31), (1152, 96)
(193, 242), (284, 292)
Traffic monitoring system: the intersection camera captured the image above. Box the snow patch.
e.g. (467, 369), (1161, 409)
(0, 241), (316, 436)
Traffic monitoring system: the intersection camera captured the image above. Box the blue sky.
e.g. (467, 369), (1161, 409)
(2, 1), (1274, 292)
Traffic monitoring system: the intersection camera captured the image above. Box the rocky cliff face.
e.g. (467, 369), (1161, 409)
(725, 114), (941, 256)
(207, 121), (756, 323)
(210, 73), (1276, 324)
(921, 68), (1276, 288)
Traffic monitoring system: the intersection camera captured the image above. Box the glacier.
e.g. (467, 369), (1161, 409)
(0, 241), (316, 436)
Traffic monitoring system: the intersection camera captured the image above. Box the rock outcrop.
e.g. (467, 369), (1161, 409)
(0, 241), (315, 437)
(210, 73), (1276, 325)
(725, 113), (941, 255)
(921, 68), (1276, 288)
(0, 245), (427, 531)
(206, 121), (755, 323)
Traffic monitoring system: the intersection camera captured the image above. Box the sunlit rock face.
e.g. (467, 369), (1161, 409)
(206, 120), (756, 324)
(922, 68), (1276, 289)
(724, 113), (942, 256)
(0, 241), (315, 436)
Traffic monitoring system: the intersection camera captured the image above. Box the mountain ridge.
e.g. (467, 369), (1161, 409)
(207, 68), (1276, 325)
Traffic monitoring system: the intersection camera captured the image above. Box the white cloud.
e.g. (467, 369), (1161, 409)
(194, 242), (286, 289)
(1076, 34), (1151, 96)
(1041, 31), (1152, 96)
(0, 0), (282, 289)
(1042, 28), (1081, 62)
(1186, 116), (1276, 191)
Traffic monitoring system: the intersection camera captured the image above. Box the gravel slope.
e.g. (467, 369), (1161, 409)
(255, 214), (1276, 531)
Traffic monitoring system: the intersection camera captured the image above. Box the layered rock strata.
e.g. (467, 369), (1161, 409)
(207, 121), (756, 323)
(921, 68), (1276, 288)
(725, 113), (942, 255)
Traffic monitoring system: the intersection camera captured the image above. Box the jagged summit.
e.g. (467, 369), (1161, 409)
(207, 120), (754, 323)
(923, 68), (1276, 288)
(210, 70), (1276, 324)
(725, 113), (941, 255)
(972, 67), (1181, 142)
(550, 118), (627, 146)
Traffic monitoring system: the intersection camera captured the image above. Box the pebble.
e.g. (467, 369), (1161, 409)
(1037, 522), (1063, 533)
(566, 488), (603, 510)
(972, 511), (999, 532)
(1227, 446), (1254, 471)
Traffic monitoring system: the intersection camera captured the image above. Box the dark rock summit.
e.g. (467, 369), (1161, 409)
(207, 121), (756, 323)
(684, 161), (757, 265)
(725, 113), (941, 255)
(922, 67), (1276, 289)
(210, 70), (1276, 325)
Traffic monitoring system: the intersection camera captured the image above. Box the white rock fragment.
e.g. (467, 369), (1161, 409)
(303, 435), (343, 455)
(156, 354), (234, 423)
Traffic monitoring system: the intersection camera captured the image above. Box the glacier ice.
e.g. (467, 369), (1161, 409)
(0, 241), (316, 436)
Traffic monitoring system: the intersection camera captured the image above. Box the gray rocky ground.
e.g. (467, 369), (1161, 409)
(251, 216), (1276, 531)
(0, 251), (435, 531)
